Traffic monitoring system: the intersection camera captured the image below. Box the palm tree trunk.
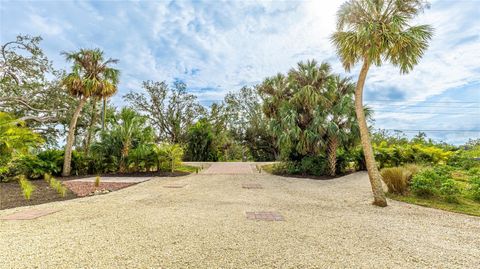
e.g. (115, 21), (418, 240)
(327, 136), (338, 177)
(62, 97), (87, 177)
(84, 99), (98, 155)
(102, 97), (107, 130)
(120, 140), (131, 173)
(354, 60), (387, 207)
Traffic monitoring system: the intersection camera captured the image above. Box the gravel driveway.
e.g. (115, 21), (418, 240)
(0, 162), (479, 268)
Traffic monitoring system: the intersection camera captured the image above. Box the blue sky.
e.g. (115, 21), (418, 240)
(1, 0), (479, 145)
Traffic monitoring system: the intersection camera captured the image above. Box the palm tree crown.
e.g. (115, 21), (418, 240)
(62, 48), (119, 99)
(331, 0), (433, 73)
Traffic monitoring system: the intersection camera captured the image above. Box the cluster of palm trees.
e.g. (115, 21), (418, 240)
(61, 49), (120, 176)
(259, 60), (361, 176)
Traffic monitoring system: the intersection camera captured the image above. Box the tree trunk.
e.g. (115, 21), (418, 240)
(101, 97), (107, 130)
(327, 136), (338, 177)
(354, 60), (387, 207)
(120, 139), (131, 173)
(62, 97), (87, 177)
(84, 99), (98, 155)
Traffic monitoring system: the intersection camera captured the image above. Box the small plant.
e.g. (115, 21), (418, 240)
(18, 175), (35, 200)
(380, 167), (410, 194)
(440, 179), (460, 203)
(94, 176), (101, 188)
(469, 176), (480, 202)
(49, 177), (67, 198)
(44, 173), (52, 184)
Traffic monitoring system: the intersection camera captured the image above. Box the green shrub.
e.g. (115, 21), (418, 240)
(447, 150), (480, 170)
(71, 151), (89, 176)
(469, 176), (480, 202)
(37, 149), (63, 174)
(433, 165), (454, 178)
(380, 167), (410, 194)
(440, 179), (461, 203)
(300, 156), (327, 176)
(467, 167), (480, 176)
(410, 169), (443, 197)
(18, 175), (35, 200)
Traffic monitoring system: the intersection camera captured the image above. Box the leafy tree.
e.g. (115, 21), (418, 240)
(124, 80), (205, 143)
(331, 0), (433, 206)
(61, 49), (120, 176)
(185, 118), (218, 161)
(0, 35), (75, 145)
(224, 86), (278, 161)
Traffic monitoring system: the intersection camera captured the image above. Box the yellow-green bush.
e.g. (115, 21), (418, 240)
(374, 142), (454, 168)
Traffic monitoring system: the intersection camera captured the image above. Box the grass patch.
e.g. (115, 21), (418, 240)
(261, 164), (276, 174)
(387, 192), (480, 217)
(175, 164), (198, 173)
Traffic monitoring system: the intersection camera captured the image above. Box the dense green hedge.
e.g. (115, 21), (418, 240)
(1, 143), (184, 181)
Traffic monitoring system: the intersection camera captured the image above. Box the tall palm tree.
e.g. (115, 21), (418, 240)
(331, 0), (433, 206)
(61, 49), (119, 176)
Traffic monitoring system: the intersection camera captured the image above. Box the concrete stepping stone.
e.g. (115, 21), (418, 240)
(246, 211), (284, 221)
(242, 183), (263, 189)
(0, 209), (60, 220)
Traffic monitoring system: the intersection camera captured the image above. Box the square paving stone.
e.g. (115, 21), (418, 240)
(242, 183), (263, 189)
(246, 211), (284, 221)
(163, 184), (187, 188)
(0, 209), (60, 220)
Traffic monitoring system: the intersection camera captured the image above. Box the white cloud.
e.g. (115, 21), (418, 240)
(29, 14), (66, 36)
(1, 0), (478, 144)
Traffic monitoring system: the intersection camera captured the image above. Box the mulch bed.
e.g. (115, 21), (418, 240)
(1, 170), (190, 211)
(0, 180), (77, 210)
(63, 181), (134, 197)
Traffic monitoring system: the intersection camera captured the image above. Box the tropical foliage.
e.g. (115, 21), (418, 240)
(0, 112), (43, 179)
